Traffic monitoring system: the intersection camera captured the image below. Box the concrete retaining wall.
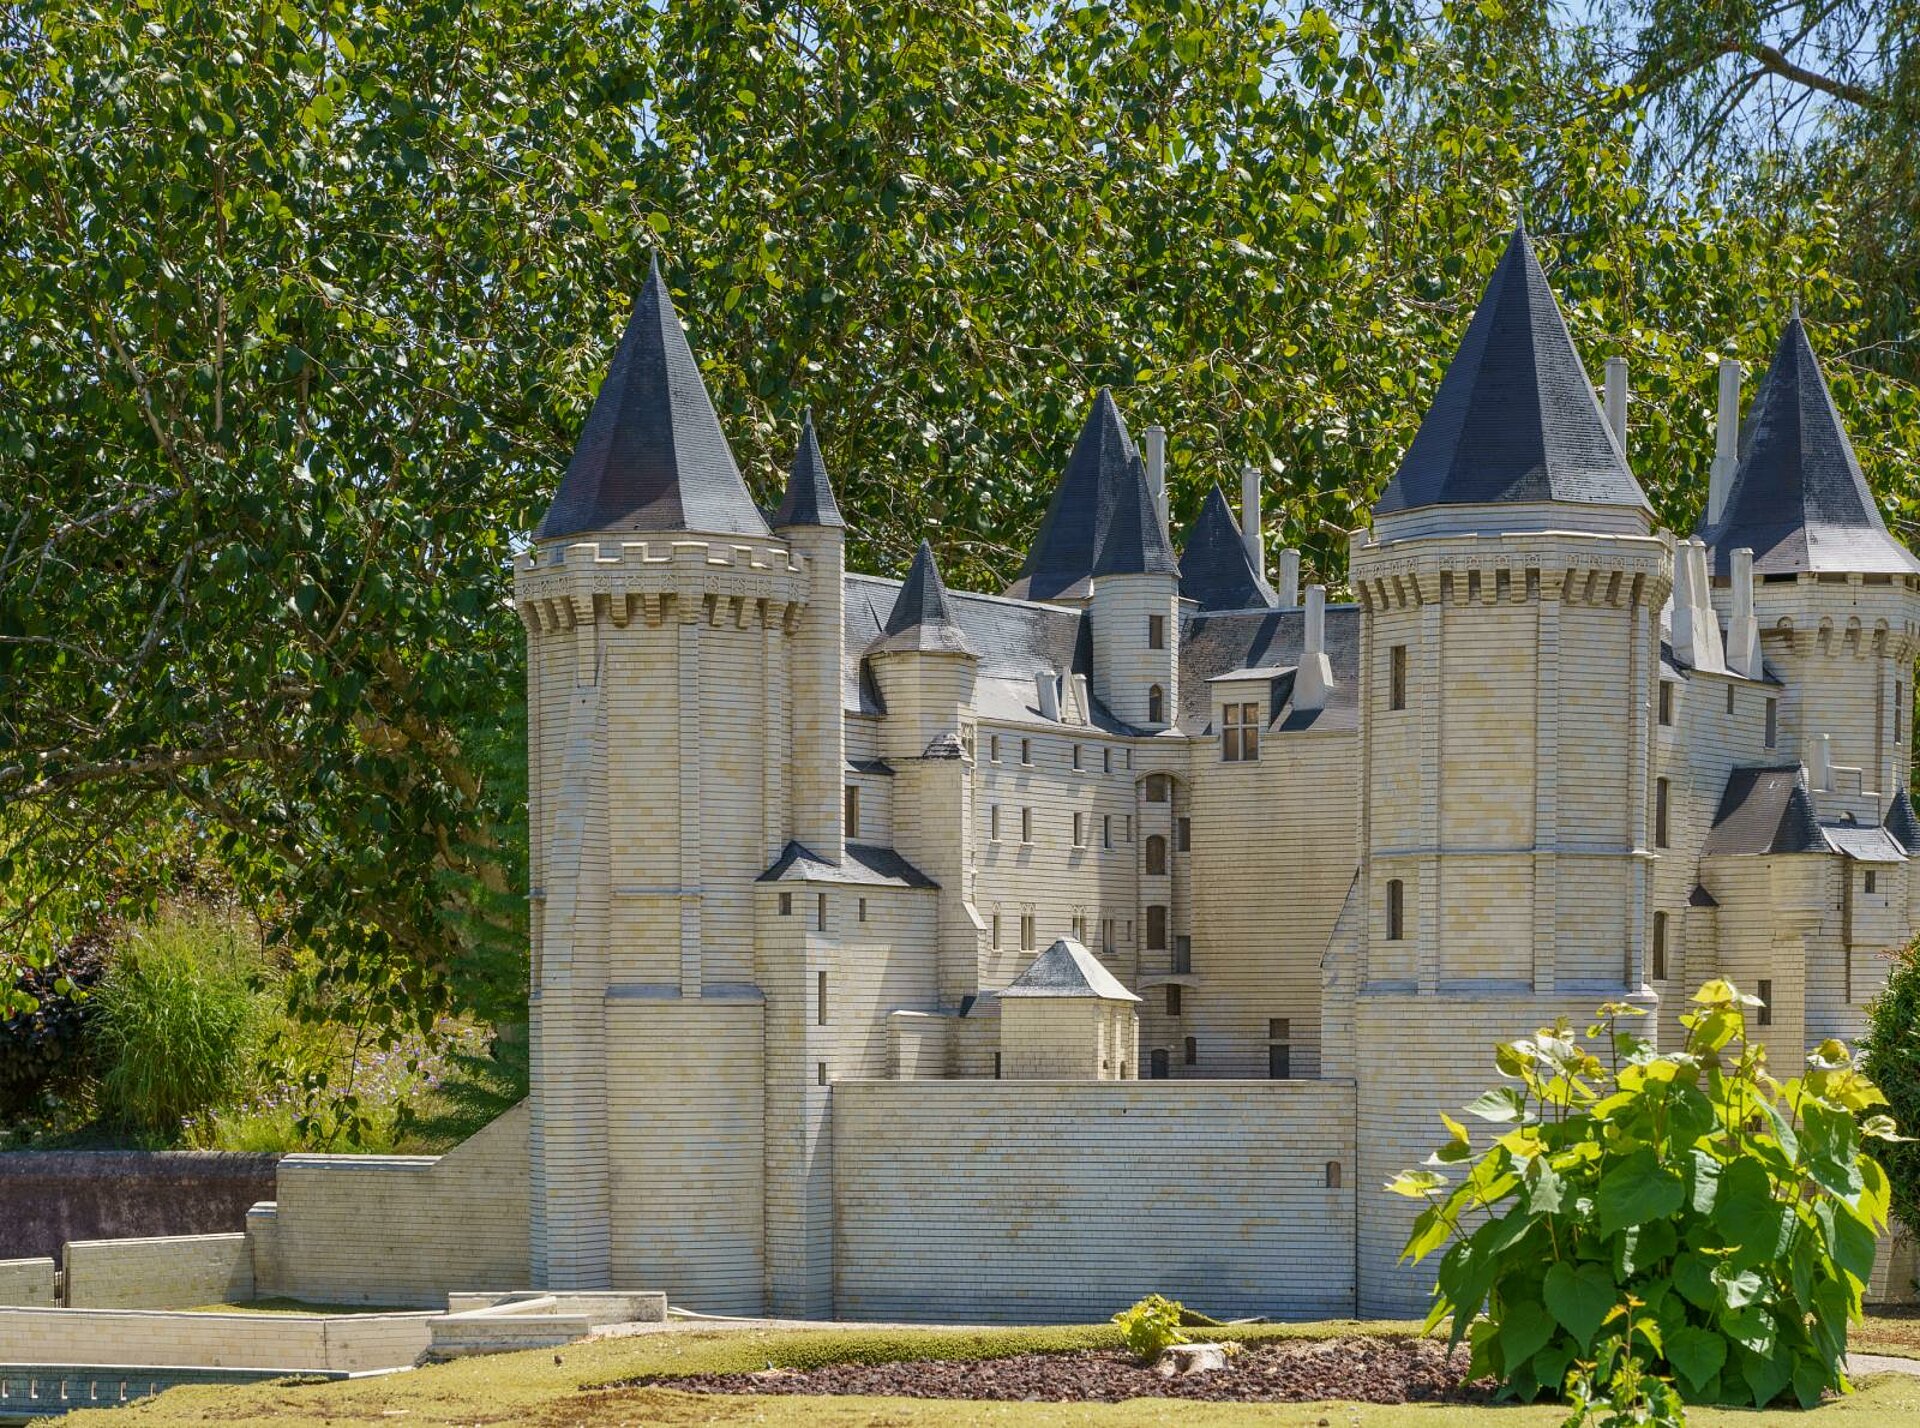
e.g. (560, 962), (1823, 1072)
(0, 1153), (278, 1266)
(63, 1234), (251, 1310)
(833, 1079), (1357, 1322)
(0, 1306), (432, 1371)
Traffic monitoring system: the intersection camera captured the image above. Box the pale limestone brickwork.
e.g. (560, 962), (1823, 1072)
(232, 234), (1920, 1322)
(0, 1259), (56, 1308)
(0, 1306), (433, 1371)
(62, 1235), (252, 1311)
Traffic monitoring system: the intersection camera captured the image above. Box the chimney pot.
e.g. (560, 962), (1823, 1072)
(1709, 358), (1742, 525)
(1035, 670), (1061, 722)
(1240, 463), (1263, 581)
(1727, 547), (1760, 678)
(1604, 356), (1628, 450)
(1277, 549), (1301, 608)
(1144, 425), (1167, 526)
(1295, 584), (1334, 712)
(1812, 732), (1832, 792)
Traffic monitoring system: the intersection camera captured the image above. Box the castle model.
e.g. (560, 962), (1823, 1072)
(501, 228), (1920, 1322)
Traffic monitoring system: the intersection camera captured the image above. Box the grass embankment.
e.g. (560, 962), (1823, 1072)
(63, 1318), (1920, 1428)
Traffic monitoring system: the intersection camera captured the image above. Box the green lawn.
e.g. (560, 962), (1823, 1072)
(62, 1319), (1920, 1428)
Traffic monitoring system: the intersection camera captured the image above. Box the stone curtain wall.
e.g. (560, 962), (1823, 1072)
(0, 1259), (56, 1306)
(64, 1233), (252, 1309)
(0, 1306), (434, 1371)
(0, 1152), (279, 1266)
(833, 1079), (1356, 1323)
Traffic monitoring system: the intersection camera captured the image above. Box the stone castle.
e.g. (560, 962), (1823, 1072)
(172, 226), (1919, 1325)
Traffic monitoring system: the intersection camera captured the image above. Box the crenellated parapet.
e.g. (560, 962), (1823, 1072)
(1745, 572), (1920, 665)
(514, 537), (813, 635)
(1350, 527), (1674, 614)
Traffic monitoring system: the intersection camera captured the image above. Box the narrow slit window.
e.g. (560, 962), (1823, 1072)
(1658, 681), (1673, 727)
(1072, 811), (1086, 847)
(1765, 698), (1777, 749)
(1147, 684), (1165, 724)
(1146, 904), (1168, 950)
(1389, 644), (1407, 711)
(817, 970), (828, 1025)
(1757, 978), (1773, 1027)
(1072, 743), (1083, 770)
(991, 913), (1001, 948)
(1103, 814), (1113, 849)
(1173, 936), (1191, 974)
(1651, 911), (1667, 980)
(1183, 1035), (1196, 1066)
(1102, 918), (1115, 954)
(779, 892), (793, 916)
(1325, 1161), (1342, 1189)
(844, 785), (860, 839)
(1148, 614), (1166, 650)
(1020, 913), (1036, 951)
(1865, 871), (1878, 894)
(1020, 806), (1033, 844)
(1020, 738), (1032, 766)
(1177, 817), (1191, 852)
(858, 896), (868, 923)
(990, 734), (1000, 763)
(1166, 985), (1182, 1017)
(1727, 684), (1736, 715)
(990, 804), (1001, 841)
(1146, 835), (1167, 876)
(1385, 878), (1405, 941)
(1655, 778), (1671, 848)
(815, 893), (827, 932)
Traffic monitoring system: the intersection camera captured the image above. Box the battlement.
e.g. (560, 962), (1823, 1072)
(514, 535), (813, 635)
(1350, 525), (1672, 613)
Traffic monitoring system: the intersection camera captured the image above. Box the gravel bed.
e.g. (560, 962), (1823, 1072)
(611, 1335), (1491, 1404)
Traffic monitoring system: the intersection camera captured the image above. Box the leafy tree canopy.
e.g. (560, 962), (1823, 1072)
(3, 0), (1916, 1054)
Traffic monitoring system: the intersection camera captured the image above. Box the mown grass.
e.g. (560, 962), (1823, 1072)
(61, 1319), (1920, 1428)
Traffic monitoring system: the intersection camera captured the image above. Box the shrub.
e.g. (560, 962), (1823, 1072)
(91, 913), (264, 1135)
(1861, 938), (1920, 1235)
(1391, 981), (1904, 1408)
(0, 928), (109, 1118)
(1112, 1294), (1190, 1362)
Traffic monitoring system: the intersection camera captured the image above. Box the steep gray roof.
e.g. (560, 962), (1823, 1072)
(1823, 822), (1906, 863)
(1178, 604), (1360, 734)
(538, 258), (769, 540)
(1375, 228), (1650, 518)
(758, 840), (937, 888)
(1696, 318), (1920, 575)
(1179, 484), (1278, 612)
(866, 541), (980, 657)
(1092, 454), (1181, 579)
(1000, 937), (1140, 1001)
(1703, 765), (1827, 856)
(1007, 389), (1136, 600)
(773, 408), (844, 529)
(1886, 788), (1920, 852)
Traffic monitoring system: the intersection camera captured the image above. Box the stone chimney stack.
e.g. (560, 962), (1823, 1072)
(1277, 548), (1301, 608)
(1726, 546), (1761, 678)
(1239, 463), (1264, 581)
(1670, 531), (1698, 666)
(1812, 732), (1832, 792)
(1709, 358), (1742, 526)
(1295, 584), (1334, 712)
(1690, 539), (1726, 671)
(1604, 356), (1628, 451)
(1035, 670), (1061, 722)
(1144, 424), (1167, 527)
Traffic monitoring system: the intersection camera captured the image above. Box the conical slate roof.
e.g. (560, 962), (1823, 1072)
(1179, 484), (1277, 612)
(1375, 228), (1650, 518)
(867, 540), (978, 657)
(1886, 788), (1920, 853)
(773, 408), (844, 529)
(1696, 318), (1920, 575)
(537, 258), (770, 541)
(1093, 454), (1181, 579)
(1000, 937), (1141, 1001)
(1008, 389), (1136, 600)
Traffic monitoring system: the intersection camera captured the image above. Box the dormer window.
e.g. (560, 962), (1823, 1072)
(1222, 702), (1260, 762)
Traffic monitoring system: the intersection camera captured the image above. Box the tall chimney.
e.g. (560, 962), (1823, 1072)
(1035, 670), (1060, 722)
(1689, 539), (1725, 671)
(1812, 732), (1832, 792)
(1604, 356), (1628, 450)
(1144, 425), (1167, 527)
(1670, 532), (1698, 667)
(1072, 673), (1091, 728)
(1708, 358), (1742, 526)
(1295, 584), (1334, 711)
(1277, 549), (1301, 608)
(1726, 546), (1760, 678)
(1239, 463), (1263, 579)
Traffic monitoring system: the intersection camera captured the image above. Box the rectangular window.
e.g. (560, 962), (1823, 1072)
(817, 1061), (828, 1086)
(1021, 738), (1032, 766)
(858, 896), (868, 923)
(1658, 682), (1673, 727)
(1897, 684), (1906, 743)
(1765, 698), (1777, 749)
(992, 913), (1001, 948)
(1102, 814), (1113, 849)
(1146, 904), (1168, 950)
(1166, 985), (1183, 1017)
(990, 734), (1000, 762)
(1072, 811), (1086, 847)
(1222, 702), (1261, 762)
(1148, 613), (1166, 650)
(1104, 747), (1113, 774)
(1102, 918), (1114, 954)
(1072, 914), (1087, 941)
(817, 970), (828, 1025)
(1124, 815), (1133, 843)
(1072, 743), (1083, 770)
(1651, 911), (1667, 980)
(1269, 1018), (1291, 1040)
(1386, 878), (1405, 941)
(1177, 817), (1191, 852)
(994, 1052), (1002, 1080)
(1866, 871), (1878, 894)
(815, 893), (827, 932)
(1726, 684), (1735, 715)
(1184, 1036), (1196, 1066)
(1020, 914), (1036, 951)
(1127, 750), (1133, 771)
(1268, 1044), (1291, 1079)
(1390, 645), (1407, 711)
(779, 892), (793, 916)
(990, 804), (1001, 841)
(1757, 978), (1773, 1027)
(1655, 778), (1671, 848)
(1173, 935), (1191, 974)
(1020, 806), (1033, 844)
(844, 785), (860, 839)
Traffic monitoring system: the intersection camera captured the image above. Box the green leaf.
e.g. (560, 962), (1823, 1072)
(1463, 1086), (1528, 1123)
(1666, 1323), (1728, 1395)
(1595, 1147), (1685, 1234)
(1497, 1304), (1553, 1370)
(1720, 1304), (1777, 1356)
(1792, 1352), (1833, 1408)
(1674, 1252), (1718, 1309)
(1542, 1261), (1614, 1348)
(1711, 1262), (1764, 1308)
(1714, 1157), (1783, 1252)
(1738, 1342), (1793, 1407)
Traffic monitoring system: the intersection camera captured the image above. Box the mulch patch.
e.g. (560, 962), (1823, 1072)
(608, 1335), (1493, 1404)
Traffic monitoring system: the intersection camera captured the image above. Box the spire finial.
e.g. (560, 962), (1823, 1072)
(648, 250), (662, 282)
(1791, 290), (1802, 322)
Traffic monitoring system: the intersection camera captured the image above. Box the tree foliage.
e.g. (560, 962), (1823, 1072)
(4, 1), (1918, 1051)
(1862, 939), (1920, 1234)
(1392, 982), (1905, 1408)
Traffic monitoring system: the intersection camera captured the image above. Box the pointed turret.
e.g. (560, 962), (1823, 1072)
(774, 408), (844, 529)
(537, 257), (769, 541)
(1007, 389), (1136, 601)
(1375, 228), (1650, 524)
(1179, 484), (1278, 612)
(1885, 787), (1920, 853)
(1697, 317), (1920, 575)
(1092, 454), (1180, 579)
(868, 541), (978, 657)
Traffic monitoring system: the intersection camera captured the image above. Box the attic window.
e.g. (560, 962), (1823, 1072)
(1148, 685), (1165, 724)
(1222, 702), (1260, 761)
(1148, 614), (1166, 650)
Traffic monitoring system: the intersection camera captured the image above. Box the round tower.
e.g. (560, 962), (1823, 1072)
(1350, 229), (1667, 1316)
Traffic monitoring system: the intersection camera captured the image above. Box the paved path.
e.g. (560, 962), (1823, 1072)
(1848, 1352), (1920, 1378)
